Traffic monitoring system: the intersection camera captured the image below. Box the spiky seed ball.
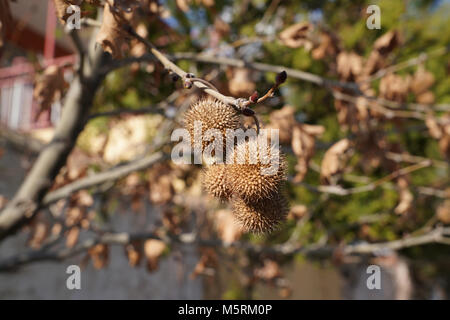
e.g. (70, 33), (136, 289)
(201, 164), (232, 200)
(227, 137), (287, 202)
(183, 98), (241, 153)
(232, 193), (289, 234)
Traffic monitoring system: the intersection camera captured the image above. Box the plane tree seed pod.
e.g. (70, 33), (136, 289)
(201, 164), (232, 201)
(183, 98), (241, 154)
(232, 193), (289, 233)
(227, 137), (287, 202)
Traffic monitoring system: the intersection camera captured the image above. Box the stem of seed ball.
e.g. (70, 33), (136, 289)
(252, 114), (260, 134)
(189, 78), (219, 92)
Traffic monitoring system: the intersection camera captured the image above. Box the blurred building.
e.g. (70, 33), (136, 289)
(0, 0), (75, 132)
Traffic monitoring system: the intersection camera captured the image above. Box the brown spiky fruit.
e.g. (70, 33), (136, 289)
(183, 98), (241, 153)
(201, 164), (232, 200)
(232, 193), (289, 233)
(227, 137), (286, 202)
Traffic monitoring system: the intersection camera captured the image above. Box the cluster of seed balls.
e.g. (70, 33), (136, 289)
(183, 98), (289, 233)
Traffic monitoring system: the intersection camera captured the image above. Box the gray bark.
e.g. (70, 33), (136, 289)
(0, 41), (109, 241)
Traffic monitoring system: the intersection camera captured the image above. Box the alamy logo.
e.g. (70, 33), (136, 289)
(171, 124), (281, 176)
(366, 265), (381, 290)
(66, 265), (81, 290)
(65, 5), (81, 30)
(366, 5), (381, 30)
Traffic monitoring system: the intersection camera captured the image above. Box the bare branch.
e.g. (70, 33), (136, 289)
(1, 225), (449, 272)
(173, 52), (450, 113)
(123, 26), (239, 107)
(295, 160), (432, 196)
(42, 152), (166, 206)
(331, 90), (427, 120)
(0, 127), (44, 155)
(173, 52), (359, 91)
(385, 151), (448, 169)
(363, 46), (450, 83)
(343, 226), (450, 254)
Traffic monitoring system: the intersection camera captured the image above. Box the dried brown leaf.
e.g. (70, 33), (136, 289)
(373, 30), (401, 55)
(65, 227), (80, 248)
(88, 243), (109, 269)
(125, 240), (142, 267)
(312, 31), (340, 60)
(394, 177), (413, 216)
(28, 221), (49, 249)
(66, 148), (91, 181)
(363, 31), (401, 75)
(33, 65), (68, 120)
(96, 2), (132, 59)
(254, 259), (281, 281)
(379, 73), (411, 103)
(148, 164), (173, 205)
(279, 22), (313, 50)
(320, 138), (351, 184)
(227, 68), (256, 97)
(411, 65), (434, 95)
(191, 248), (217, 279)
(162, 209), (182, 234)
(130, 23), (148, 57)
(144, 239), (166, 271)
(176, 0), (190, 12)
(215, 209), (242, 244)
(437, 200), (450, 224)
(291, 124), (324, 182)
(363, 50), (384, 76)
(337, 51), (363, 81)
(416, 91), (435, 104)
(425, 114), (443, 139)
(66, 206), (84, 227)
(287, 204), (308, 220)
(75, 190), (94, 207)
(268, 105), (296, 144)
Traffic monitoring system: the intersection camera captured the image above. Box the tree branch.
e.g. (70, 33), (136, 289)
(123, 26), (239, 107)
(173, 52), (359, 91)
(41, 152), (166, 206)
(363, 46), (450, 83)
(0, 127), (44, 155)
(1, 225), (449, 272)
(0, 35), (110, 242)
(295, 160), (432, 196)
(173, 52), (450, 113)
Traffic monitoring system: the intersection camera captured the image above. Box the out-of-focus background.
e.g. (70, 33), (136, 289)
(0, 0), (449, 299)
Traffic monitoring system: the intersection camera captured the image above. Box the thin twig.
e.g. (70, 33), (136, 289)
(331, 90), (428, 120)
(385, 151), (448, 169)
(173, 52), (450, 113)
(295, 160), (432, 196)
(363, 46), (450, 83)
(1, 225), (449, 271)
(123, 25), (238, 107)
(173, 52), (359, 91)
(121, 22), (284, 134)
